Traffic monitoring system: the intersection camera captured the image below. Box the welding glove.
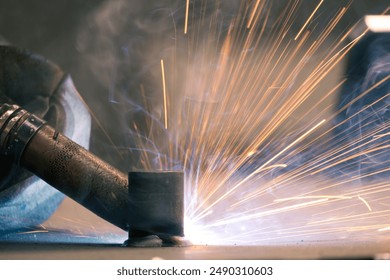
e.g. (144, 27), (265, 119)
(335, 32), (390, 180)
(0, 46), (91, 232)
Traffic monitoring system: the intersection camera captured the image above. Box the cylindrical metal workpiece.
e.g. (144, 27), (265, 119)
(128, 171), (184, 238)
(0, 103), (129, 231)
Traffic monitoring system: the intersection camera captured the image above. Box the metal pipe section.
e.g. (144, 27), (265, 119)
(128, 171), (184, 238)
(0, 103), (129, 231)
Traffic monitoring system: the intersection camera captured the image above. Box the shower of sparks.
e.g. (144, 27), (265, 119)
(161, 59), (168, 129)
(123, 0), (390, 244)
(202, 198), (329, 229)
(193, 119), (327, 219)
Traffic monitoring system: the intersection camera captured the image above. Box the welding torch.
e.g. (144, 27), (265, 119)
(0, 102), (185, 243)
(0, 102), (130, 230)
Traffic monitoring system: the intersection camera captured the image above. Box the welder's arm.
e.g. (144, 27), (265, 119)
(0, 46), (91, 232)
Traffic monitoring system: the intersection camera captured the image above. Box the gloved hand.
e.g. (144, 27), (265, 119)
(335, 33), (390, 180)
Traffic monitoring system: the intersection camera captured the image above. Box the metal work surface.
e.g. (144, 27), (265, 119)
(0, 221), (389, 259)
(0, 239), (390, 260)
